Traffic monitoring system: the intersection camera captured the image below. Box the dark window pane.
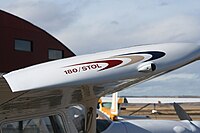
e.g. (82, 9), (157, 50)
(15, 39), (32, 52)
(48, 49), (63, 60)
(66, 105), (85, 133)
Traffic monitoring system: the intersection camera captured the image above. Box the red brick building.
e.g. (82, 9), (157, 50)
(0, 10), (75, 73)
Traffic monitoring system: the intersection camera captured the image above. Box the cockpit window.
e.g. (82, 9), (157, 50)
(1, 115), (65, 133)
(102, 102), (112, 109)
(65, 105), (85, 133)
(96, 110), (112, 133)
(96, 119), (111, 133)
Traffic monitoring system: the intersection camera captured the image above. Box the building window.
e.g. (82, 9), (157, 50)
(48, 49), (64, 60)
(14, 39), (32, 52)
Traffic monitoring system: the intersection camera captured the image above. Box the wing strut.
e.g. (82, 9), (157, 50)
(173, 102), (192, 121)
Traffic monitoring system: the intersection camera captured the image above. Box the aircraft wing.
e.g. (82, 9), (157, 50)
(1, 42), (200, 122)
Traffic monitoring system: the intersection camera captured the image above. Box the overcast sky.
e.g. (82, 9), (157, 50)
(1, 0), (200, 96)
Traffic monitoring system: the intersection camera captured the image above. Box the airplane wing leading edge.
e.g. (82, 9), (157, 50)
(3, 43), (200, 95)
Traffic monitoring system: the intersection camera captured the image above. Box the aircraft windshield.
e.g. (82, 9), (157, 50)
(102, 102), (112, 108)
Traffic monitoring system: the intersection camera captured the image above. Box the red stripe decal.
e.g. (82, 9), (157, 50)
(64, 60), (123, 71)
(98, 60), (123, 71)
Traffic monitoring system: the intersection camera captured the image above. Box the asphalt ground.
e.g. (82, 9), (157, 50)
(119, 103), (200, 120)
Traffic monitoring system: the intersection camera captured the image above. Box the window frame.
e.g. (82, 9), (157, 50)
(48, 49), (64, 60)
(14, 39), (33, 52)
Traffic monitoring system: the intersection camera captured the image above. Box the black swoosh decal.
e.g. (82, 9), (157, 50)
(118, 51), (166, 62)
